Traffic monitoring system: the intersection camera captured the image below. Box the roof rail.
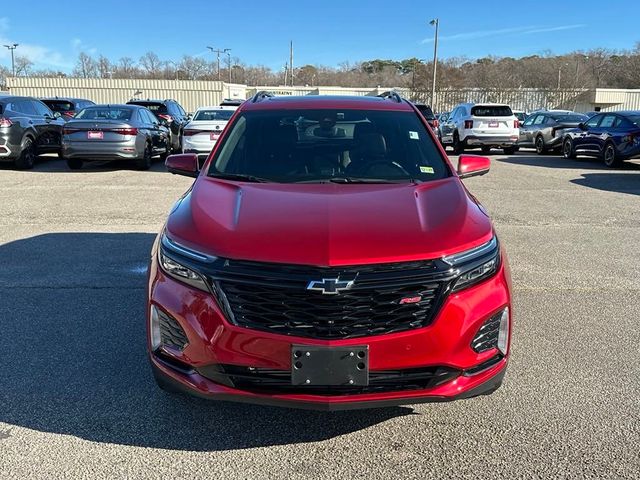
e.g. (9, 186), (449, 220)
(251, 91), (274, 103)
(377, 90), (403, 103)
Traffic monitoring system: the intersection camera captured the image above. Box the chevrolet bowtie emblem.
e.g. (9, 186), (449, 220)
(306, 277), (354, 295)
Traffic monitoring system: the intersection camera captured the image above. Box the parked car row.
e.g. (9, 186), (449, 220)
(0, 94), (239, 170)
(412, 101), (640, 168)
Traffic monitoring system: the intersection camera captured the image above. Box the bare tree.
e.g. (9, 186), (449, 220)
(140, 52), (163, 77)
(73, 52), (98, 78)
(14, 56), (34, 76)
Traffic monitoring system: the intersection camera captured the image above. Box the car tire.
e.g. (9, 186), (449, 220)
(562, 138), (576, 159)
(481, 146), (491, 154)
(135, 143), (153, 170)
(66, 158), (83, 170)
(452, 132), (464, 154)
(14, 136), (36, 170)
(602, 142), (622, 168)
(503, 146), (517, 155)
(535, 135), (547, 155)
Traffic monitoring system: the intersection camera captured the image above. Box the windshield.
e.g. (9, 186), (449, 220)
(471, 105), (513, 117)
(75, 107), (133, 121)
(130, 102), (167, 114)
(43, 100), (74, 112)
(208, 109), (450, 183)
(194, 109), (235, 121)
(553, 114), (588, 123)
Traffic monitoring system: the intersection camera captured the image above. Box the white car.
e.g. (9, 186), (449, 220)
(181, 105), (238, 161)
(440, 103), (519, 154)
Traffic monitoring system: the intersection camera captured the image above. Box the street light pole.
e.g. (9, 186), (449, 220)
(207, 46), (222, 81)
(3, 43), (18, 77)
(224, 49), (232, 83)
(429, 19), (439, 111)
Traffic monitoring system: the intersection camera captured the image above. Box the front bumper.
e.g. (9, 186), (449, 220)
(147, 244), (513, 410)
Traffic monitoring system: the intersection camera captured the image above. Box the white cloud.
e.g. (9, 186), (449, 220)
(421, 24), (587, 44)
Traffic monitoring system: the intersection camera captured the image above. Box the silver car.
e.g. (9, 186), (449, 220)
(182, 105), (237, 163)
(61, 104), (170, 170)
(518, 110), (588, 154)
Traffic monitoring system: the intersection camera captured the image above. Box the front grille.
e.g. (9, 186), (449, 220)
(198, 364), (461, 395)
(210, 259), (453, 339)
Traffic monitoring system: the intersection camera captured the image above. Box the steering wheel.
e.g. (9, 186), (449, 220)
(359, 160), (410, 177)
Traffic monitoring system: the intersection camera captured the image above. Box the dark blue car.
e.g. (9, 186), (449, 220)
(562, 111), (640, 167)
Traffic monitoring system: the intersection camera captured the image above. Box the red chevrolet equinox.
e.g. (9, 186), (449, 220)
(148, 92), (512, 410)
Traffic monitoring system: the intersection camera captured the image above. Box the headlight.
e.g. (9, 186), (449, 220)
(444, 236), (500, 292)
(158, 233), (215, 292)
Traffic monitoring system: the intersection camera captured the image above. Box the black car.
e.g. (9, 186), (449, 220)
(219, 98), (244, 106)
(40, 97), (95, 122)
(518, 111), (588, 154)
(413, 102), (438, 131)
(126, 99), (189, 152)
(0, 95), (64, 169)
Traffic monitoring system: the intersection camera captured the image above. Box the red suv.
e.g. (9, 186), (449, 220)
(148, 91), (512, 410)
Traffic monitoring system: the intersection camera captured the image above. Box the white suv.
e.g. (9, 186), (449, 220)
(440, 103), (519, 154)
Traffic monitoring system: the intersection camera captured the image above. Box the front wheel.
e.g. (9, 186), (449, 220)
(603, 142), (622, 168)
(503, 146), (517, 155)
(562, 138), (576, 159)
(481, 146), (491, 154)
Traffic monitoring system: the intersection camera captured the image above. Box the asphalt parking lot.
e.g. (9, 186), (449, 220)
(0, 152), (639, 479)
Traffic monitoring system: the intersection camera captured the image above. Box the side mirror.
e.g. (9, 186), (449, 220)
(578, 122), (586, 130)
(166, 153), (199, 178)
(457, 155), (490, 179)
(53, 111), (62, 119)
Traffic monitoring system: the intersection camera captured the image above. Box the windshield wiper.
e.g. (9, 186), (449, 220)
(210, 173), (270, 183)
(326, 177), (419, 184)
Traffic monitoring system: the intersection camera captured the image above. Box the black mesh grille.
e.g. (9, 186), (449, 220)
(158, 309), (189, 350)
(211, 259), (452, 339)
(198, 364), (461, 395)
(471, 311), (502, 353)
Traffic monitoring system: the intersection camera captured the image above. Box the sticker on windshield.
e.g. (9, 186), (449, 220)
(409, 131), (420, 140)
(420, 166), (435, 174)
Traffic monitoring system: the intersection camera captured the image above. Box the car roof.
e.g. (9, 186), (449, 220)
(611, 110), (640, 116)
(40, 97), (92, 102)
(241, 95), (414, 112)
(195, 105), (238, 111)
(84, 104), (138, 109)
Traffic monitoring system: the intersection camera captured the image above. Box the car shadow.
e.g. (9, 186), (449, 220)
(0, 233), (413, 452)
(571, 172), (640, 196)
(496, 153), (640, 171)
(0, 155), (168, 174)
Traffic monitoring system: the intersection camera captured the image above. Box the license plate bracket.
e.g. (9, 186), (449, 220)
(489, 121), (499, 127)
(291, 345), (369, 386)
(87, 131), (103, 139)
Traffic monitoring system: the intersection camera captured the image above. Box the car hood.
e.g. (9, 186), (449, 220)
(165, 177), (493, 266)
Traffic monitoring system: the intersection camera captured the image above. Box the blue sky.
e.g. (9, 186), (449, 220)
(1, 0), (639, 72)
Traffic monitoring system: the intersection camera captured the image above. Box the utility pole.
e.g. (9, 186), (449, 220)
(429, 19), (439, 111)
(289, 41), (294, 87)
(3, 43), (18, 77)
(284, 64), (288, 87)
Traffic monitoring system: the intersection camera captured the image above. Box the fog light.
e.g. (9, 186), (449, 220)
(149, 305), (189, 352)
(497, 307), (510, 355)
(150, 305), (162, 351)
(471, 307), (510, 354)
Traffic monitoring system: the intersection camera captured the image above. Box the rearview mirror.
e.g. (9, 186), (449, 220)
(457, 155), (490, 179)
(166, 153), (199, 178)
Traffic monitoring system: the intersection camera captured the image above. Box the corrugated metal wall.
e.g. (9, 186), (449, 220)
(6, 77), (225, 112)
(6, 77), (640, 113)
